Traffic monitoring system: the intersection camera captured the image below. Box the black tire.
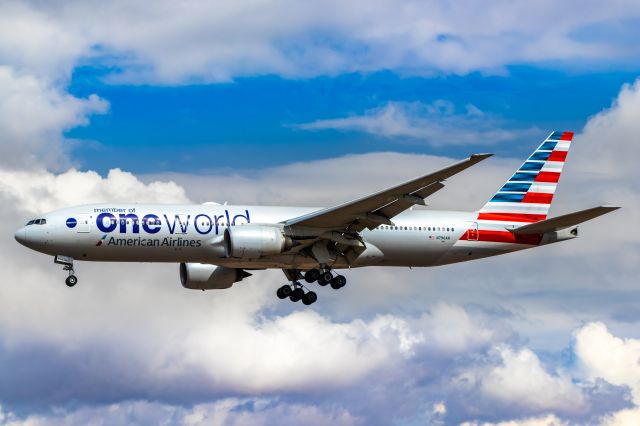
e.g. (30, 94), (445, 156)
(276, 287), (285, 299)
(302, 291), (317, 305)
(304, 269), (320, 283)
(290, 288), (304, 302)
(330, 275), (346, 290)
(65, 275), (78, 287)
(278, 285), (292, 299)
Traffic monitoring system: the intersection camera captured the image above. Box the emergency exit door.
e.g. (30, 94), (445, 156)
(467, 222), (478, 240)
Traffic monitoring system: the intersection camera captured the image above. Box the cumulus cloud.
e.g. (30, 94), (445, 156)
(0, 399), (363, 426)
(570, 78), (640, 187)
(0, 168), (188, 214)
(0, 0), (639, 84)
(574, 322), (640, 404)
(0, 2), (639, 423)
(461, 414), (568, 426)
(0, 2), (89, 79)
(600, 407), (640, 426)
(295, 101), (535, 145)
(0, 152), (637, 424)
(479, 347), (585, 414)
(0, 66), (108, 169)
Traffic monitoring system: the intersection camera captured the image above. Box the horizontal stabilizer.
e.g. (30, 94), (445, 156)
(510, 206), (620, 234)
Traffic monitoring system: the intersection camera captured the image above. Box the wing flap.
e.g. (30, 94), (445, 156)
(510, 206), (620, 234)
(374, 181), (445, 219)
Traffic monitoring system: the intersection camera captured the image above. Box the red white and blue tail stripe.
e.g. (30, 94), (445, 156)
(458, 131), (573, 246)
(478, 131), (573, 223)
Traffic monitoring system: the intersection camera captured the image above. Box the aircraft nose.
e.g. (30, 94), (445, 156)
(14, 227), (28, 246)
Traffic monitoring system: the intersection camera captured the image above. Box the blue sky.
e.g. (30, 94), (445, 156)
(66, 67), (638, 173)
(1, 1), (640, 425)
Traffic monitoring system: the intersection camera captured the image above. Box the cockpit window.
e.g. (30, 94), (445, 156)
(25, 218), (46, 225)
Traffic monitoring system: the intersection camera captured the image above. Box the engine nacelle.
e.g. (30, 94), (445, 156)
(179, 263), (251, 290)
(224, 225), (291, 259)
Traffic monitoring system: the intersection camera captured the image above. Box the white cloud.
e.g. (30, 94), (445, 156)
(574, 322), (640, 403)
(0, 66), (108, 169)
(0, 2), (89, 79)
(600, 407), (640, 426)
(0, 0), (638, 84)
(479, 347), (586, 414)
(462, 414), (569, 426)
(295, 101), (535, 145)
(0, 167), (188, 214)
(570, 78), (640, 185)
(0, 10), (639, 418)
(0, 399), (363, 426)
(0, 154), (637, 424)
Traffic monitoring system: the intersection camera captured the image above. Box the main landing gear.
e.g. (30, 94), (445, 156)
(276, 268), (347, 305)
(276, 282), (317, 305)
(55, 255), (78, 287)
(305, 268), (346, 290)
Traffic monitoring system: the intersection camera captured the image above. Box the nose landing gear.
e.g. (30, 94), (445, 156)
(55, 255), (78, 287)
(65, 271), (78, 287)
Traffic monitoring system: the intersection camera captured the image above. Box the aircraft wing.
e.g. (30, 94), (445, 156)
(284, 153), (493, 231)
(510, 205), (620, 235)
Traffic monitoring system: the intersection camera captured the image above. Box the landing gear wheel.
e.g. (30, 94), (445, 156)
(304, 269), (320, 283)
(318, 271), (333, 286)
(290, 287), (305, 302)
(65, 275), (78, 287)
(302, 291), (317, 305)
(330, 275), (346, 290)
(277, 285), (292, 299)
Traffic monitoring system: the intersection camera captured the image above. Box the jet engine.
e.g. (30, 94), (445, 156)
(179, 263), (251, 290)
(224, 225), (292, 259)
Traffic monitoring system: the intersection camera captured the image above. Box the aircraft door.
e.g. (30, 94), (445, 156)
(77, 214), (91, 233)
(467, 222), (478, 241)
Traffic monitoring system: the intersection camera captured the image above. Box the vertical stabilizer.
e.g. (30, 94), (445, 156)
(478, 131), (574, 223)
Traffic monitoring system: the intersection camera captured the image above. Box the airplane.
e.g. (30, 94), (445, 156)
(14, 131), (619, 305)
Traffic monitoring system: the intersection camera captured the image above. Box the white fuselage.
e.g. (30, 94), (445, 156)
(14, 203), (553, 270)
